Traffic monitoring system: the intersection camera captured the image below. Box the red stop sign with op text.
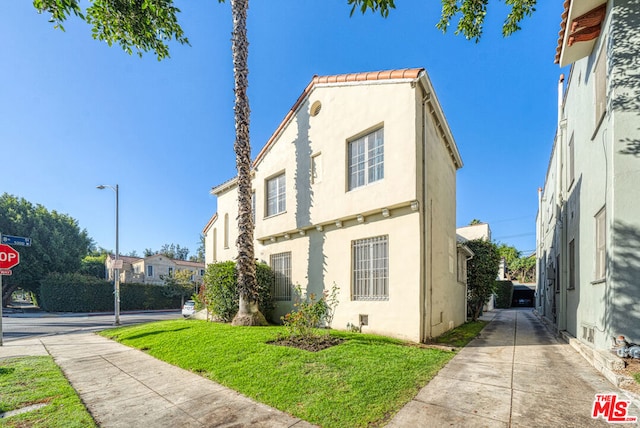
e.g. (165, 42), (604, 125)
(0, 244), (19, 269)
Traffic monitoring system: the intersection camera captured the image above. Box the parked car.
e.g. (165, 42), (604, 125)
(182, 300), (196, 318)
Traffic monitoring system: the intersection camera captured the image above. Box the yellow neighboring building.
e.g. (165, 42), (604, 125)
(106, 254), (205, 286)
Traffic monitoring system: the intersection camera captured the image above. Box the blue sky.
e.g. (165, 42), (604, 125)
(2, 0), (568, 257)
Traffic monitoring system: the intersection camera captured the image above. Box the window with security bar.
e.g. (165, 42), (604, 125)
(270, 252), (292, 301)
(348, 128), (384, 190)
(352, 236), (388, 300)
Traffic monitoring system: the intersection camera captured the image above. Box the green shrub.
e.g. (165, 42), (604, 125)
(281, 284), (336, 339)
(202, 261), (275, 322)
(495, 280), (514, 308)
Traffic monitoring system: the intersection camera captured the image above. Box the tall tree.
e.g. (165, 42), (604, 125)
(32, 0), (535, 323)
(466, 238), (500, 321)
(0, 194), (93, 305)
(189, 234), (205, 263)
(497, 243), (536, 283)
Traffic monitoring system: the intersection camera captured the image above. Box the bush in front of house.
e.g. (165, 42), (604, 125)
(202, 261), (275, 322)
(39, 273), (181, 312)
(495, 280), (514, 308)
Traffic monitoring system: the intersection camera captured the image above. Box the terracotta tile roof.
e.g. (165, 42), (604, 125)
(107, 254), (142, 264)
(312, 68), (424, 85)
(253, 68), (425, 167)
(555, 0), (572, 64)
(202, 212), (218, 234)
(174, 259), (205, 268)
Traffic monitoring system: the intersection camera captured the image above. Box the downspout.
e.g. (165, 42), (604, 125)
(557, 73), (567, 331)
(420, 89), (430, 341)
(537, 187), (542, 309)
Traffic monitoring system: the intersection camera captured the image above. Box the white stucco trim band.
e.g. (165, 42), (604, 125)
(256, 200), (419, 244)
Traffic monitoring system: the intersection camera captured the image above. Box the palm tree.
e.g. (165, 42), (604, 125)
(229, 0), (267, 325)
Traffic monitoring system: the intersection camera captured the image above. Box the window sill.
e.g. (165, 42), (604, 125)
(591, 278), (606, 285)
(264, 211), (287, 220)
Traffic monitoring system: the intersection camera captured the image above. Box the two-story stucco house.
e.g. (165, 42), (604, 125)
(537, 0), (640, 357)
(204, 68), (467, 342)
(106, 254), (205, 286)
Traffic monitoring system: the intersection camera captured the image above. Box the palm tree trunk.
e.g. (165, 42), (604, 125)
(230, 0), (267, 326)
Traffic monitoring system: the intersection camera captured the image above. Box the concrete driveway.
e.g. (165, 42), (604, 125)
(388, 309), (640, 427)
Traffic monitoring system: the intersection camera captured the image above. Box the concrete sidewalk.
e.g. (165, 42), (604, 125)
(2, 309), (639, 427)
(388, 309), (640, 427)
(0, 332), (315, 428)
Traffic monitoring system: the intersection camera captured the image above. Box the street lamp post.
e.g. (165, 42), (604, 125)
(97, 184), (120, 326)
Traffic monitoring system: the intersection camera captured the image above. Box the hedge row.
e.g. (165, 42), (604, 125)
(495, 280), (514, 309)
(39, 272), (182, 312)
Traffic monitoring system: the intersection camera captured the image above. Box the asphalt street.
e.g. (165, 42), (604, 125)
(1, 306), (181, 343)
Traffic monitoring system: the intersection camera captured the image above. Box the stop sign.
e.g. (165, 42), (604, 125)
(0, 244), (19, 269)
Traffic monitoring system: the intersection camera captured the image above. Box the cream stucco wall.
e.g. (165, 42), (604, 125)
(256, 207), (423, 342)
(206, 71), (463, 343)
(253, 82), (418, 240)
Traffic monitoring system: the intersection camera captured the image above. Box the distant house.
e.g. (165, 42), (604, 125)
(537, 0), (640, 353)
(105, 254), (205, 286)
(456, 223), (491, 242)
(204, 68), (468, 342)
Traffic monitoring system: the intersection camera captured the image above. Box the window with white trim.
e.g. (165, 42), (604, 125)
(348, 128), (384, 190)
(266, 173), (286, 217)
(270, 252), (292, 301)
(251, 191), (256, 223)
(457, 251), (467, 284)
(224, 214), (229, 249)
(352, 235), (388, 300)
(568, 134), (575, 188)
(595, 207), (606, 280)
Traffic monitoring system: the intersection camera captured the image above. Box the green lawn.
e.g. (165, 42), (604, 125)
(0, 356), (96, 428)
(100, 320), (484, 427)
(434, 320), (487, 347)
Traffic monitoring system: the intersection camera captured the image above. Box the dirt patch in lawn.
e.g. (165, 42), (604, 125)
(268, 336), (344, 352)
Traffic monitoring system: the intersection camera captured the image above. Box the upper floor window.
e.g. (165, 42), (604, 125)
(266, 173), (286, 217)
(348, 128), (384, 191)
(568, 134), (575, 188)
(146, 265), (154, 277)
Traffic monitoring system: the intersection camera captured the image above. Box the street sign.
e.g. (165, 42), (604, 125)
(0, 245), (19, 270)
(1, 235), (31, 247)
(0, 269), (11, 276)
